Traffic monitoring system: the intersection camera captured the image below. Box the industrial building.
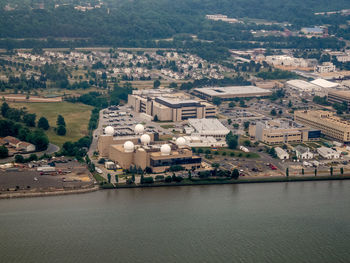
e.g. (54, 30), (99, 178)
(275, 147), (289, 160)
(294, 110), (350, 142)
(328, 90), (350, 110)
(193, 86), (272, 101)
(181, 118), (230, 147)
(310, 78), (339, 89)
(294, 145), (314, 159)
(249, 119), (320, 145)
(317, 146), (340, 159)
(98, 125), (202, 173)
(128, 89), (216, 121)
(285, 79), (321, 92)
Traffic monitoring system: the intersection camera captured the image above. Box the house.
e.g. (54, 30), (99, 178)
(3, 136), (21, 148)
(17, 142), (36, 152)
(275, 147), (289, 160)
(0, 138), (6, 146)
(317, 147), (340, 159)
(294, 145), (314, 159)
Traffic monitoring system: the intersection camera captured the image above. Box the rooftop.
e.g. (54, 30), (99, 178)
(310, 78), (339, 89)
(286, 79), (320, 91)
(188, 118), (230, 136)
(194, 86), (271, 96)
(328, 90), (350, 99)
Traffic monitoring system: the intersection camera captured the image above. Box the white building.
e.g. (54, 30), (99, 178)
(285, 80), (321, 92)
(294, 145), (314, 159)
(187, 118), (230, 141)
(317, 147), (340, 159)
(310, 78), (339, 89)
(315, 62), (336, 73)
(275, 147), (289, 160)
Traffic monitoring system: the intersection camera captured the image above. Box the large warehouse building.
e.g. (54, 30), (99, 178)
(128, 89), (216, 121)
(294, 110), (350, 142)
(193, 86), (272, 101)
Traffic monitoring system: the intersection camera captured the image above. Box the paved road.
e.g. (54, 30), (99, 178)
(0, 143), (60, 164)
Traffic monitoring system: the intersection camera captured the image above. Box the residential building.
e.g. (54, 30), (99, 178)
(294, 110), (350, 142)
(17, 142), (35, 152)
(275, 147), (289, 160)
(193, 86), (272, 101)
(249, 119), (320, 145)
(128, 89), (216, 121)
(301, 27), (324, 35)
(317, 146), (340, 159)
(294, 145), (314, 159)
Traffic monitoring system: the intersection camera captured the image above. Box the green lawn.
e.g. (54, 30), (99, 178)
(160, 124), (175, 129)
(9, 101), (93, 146)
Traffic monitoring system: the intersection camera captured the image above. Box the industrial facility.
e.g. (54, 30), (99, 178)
(98, 124), (202, 173)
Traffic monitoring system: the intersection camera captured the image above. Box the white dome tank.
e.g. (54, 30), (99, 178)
(135, 124), (145, 134)
(104, 126), (115, 136)
(123, 141), (135, 153)
(160, 144), (171, 156)
(176, 137), (186, 147)
(140, 134), (151, 145)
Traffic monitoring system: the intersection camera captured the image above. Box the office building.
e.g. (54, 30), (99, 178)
(249, 119), (320, 145)
(328, 90), (350, 110)
(193, 86), (271, 101)
(128, 89), (216, 121)
(294, 110), (350, 142)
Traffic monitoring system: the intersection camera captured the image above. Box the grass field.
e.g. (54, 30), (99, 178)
(8, 101), (93, 146)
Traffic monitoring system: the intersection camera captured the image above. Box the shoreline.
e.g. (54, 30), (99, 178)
(112, 175), (350, 189)
(0, 185), (99, 199)
(2, 175), (350, 199)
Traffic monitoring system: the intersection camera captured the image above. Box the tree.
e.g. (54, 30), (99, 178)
(115, 174), (119, 183)
(302, 168), (304, 175)
(212, 163), (220, 169)
(23, 113), (36, 127)
(288, 100), (292, 108)
(340, 167), (344, 175)
(286, 167), (289, 177)
(270, 109), (277, 116)
(212, 97), (222, 106)
(154, 115), (159, 122)
(1, 102), (9, 117)
(314, 168), (317, 176)
(188, 170), (192, 180)
(226, 132), (238, 150)
(330, 166), (333, 176)
(243, 121), (250, 130)
(153, 80), (161, 89)
(38, 117), (50, 130)
(0, 146), (8, 158)
(14, 154), (25, 163)
(231, 169), (240, 179)
(107, 173), (111, 183)
(57, 115), (66, 127)
(229, 102), (235, 108)
(57, 125), (66, 136)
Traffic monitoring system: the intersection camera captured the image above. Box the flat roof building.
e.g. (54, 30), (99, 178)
(285, 79), (321, 92)
(310, 78), (339, 89)
(294, 110), (350, 142)
(249, 119), (320, 145)
(328, 90), (350, 110)
(193, 86), (271, 101)
(98, 125), (202, 173)
(128, 89), (216, 122)
(187, 118), (230, 139)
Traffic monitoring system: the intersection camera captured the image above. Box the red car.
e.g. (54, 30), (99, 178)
(269, 164), (277, 170)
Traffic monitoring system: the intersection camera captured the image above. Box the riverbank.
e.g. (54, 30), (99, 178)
(109, 175), (350, 189)
(0, 185), (99, 199)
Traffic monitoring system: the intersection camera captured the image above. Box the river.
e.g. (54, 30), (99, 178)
(0, 181), (350, 263)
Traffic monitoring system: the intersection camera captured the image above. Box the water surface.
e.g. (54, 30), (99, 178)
(1, 181), (350, 263)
